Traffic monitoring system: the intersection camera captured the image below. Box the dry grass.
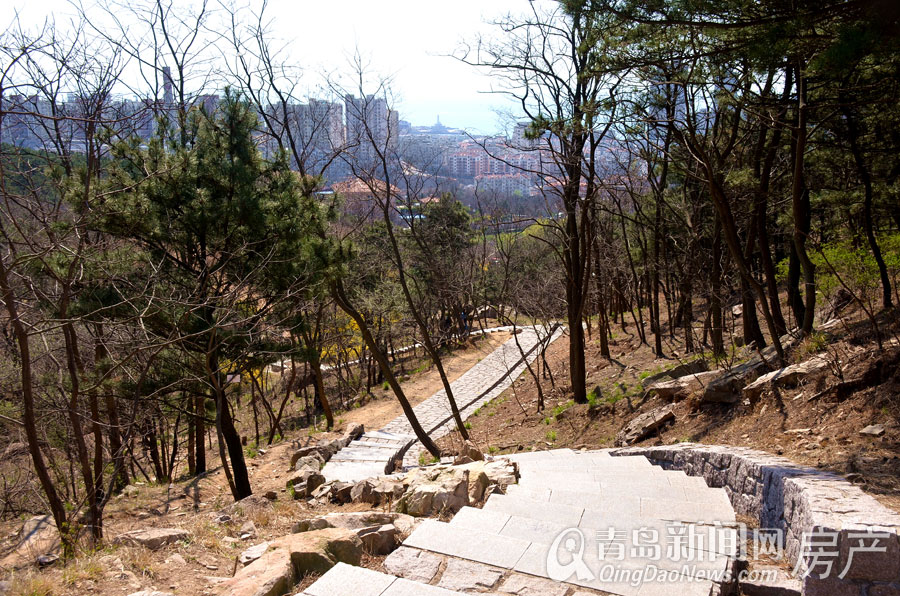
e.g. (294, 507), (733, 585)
(60, 556), (103, 586)
(6, 571), (57, 596)
(119, 545), (157, 580)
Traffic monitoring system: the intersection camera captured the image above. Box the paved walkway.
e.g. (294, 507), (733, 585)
(306, 449), (739, 596)
(322, 325), (564, 482)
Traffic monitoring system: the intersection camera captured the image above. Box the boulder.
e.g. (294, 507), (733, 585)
(219, 494), (273, 517)
(309, 482), (334, 500)
(343, 423), (364, 442)
(0, 514), (59, 569)
(742, 356), (829, 401)
(615, 405), (676, 446)
(640, 360), (709, 389)
(647, 370), (720, 400)
(860, 424), (886, 437)
(287, 470), (325, 497)
(288, 446), (323, 470)
(357, 524), (397, 555)
(703, 334), (799, 403)
(113, 528), (191, 550)
(461, 440), (484, 461)
(396, 467), (469, 516)
(220, 544), (293, 596)
(350, 477), (404, 505)
(220, 528), (362, 596)
(292, 511), (414, 536)
(332, 482), (354, 504)
(293, 454), (325, 473)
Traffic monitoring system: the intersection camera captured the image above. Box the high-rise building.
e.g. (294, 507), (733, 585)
(162, 66), (174, 106)
(344, 94), (398, 169)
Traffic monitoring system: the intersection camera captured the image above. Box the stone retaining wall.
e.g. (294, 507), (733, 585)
(611, 443), (900, 596)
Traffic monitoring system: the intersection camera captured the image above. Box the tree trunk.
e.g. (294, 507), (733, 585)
(332, 280), (441, 457)
(0, 260), (74, 557)
(843, 101), (893, 309)
(791, 64), (816, 334)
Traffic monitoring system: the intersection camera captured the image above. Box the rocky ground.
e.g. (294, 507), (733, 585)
(0, 332), (511, 596)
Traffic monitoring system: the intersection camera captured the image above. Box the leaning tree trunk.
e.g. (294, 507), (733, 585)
(332, 280), (441, 457)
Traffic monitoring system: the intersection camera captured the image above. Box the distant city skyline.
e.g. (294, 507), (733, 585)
(1, 0), (550, 135)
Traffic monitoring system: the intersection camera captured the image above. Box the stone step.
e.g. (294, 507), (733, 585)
(362, 431), (415, 443)
(450, 506), (739, 556)
(404, 519), (531, 569)
(404, 520), (727, 596)
(483, 493), (586, 527)
(514, 479), (687, 500)
(301, 562), (464, 596)
(320, 461), (386, 483)
(349, 440), (406, 450)
(501, 486), (734, 523)
(513, 455), (653, 474)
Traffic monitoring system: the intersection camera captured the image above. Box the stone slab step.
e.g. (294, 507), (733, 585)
(513, 456), (653, 474)
(499, 448), (585, 461)
(451, 506), (739, 556)
(361, 431), (415, 443)
(483, 493), (586, 527)
(320, 461), (386, 483)
(348, 440), (405, 450)
(502, 485), (734, 523)
(403, 519), (530, 569)
(403, 520), (728, 596)
(514, 479), (687, 501)
(302, 562), (464, 596)
(513, 541), (720, 596)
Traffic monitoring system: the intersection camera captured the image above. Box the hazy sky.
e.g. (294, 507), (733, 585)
(2, 0), (543, 135)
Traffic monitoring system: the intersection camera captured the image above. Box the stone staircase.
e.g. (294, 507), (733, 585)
(322, 431), (415, 482)
(303, 449), (740, 596)
(322, 326), (564, 484)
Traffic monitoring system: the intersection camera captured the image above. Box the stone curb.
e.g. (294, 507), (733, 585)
(609, 443), (900, 595)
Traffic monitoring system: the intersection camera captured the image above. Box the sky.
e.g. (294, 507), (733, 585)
(2, 0), (542, 135)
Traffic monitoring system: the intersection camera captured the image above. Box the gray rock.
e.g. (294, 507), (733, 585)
(0, 515), (59, 569)
(239, 541), (269, 565)
(357, 524), (397, 555)
(396, 467), (470, 517)
(293, 453), (325, 473)
(239, 521), (256, 540)
(332, 481), (354, 503)
(126, 591), (176, 596)
(343, 422), (364, 441)
(287, 470), (325, 497)
(289, 446), (323, 469)
(462, 440), (484, 461)
(350, 477), (404, 505)
(743, 356), (829, 401)
(383, 546), (442, 583)
(615, 405), (675, 446)
(647, 371), (720, 400)
(113, 528), (191, 550)
(860, 424), (886, 437)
